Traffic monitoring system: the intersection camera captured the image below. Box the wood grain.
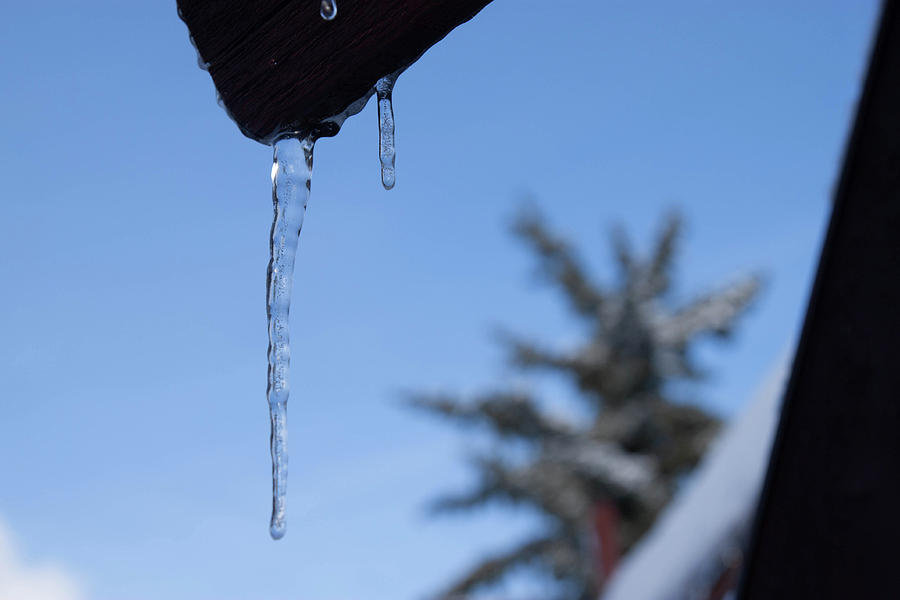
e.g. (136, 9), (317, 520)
(178, 0), (494, 143)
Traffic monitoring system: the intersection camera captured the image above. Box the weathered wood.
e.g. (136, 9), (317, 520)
(178, 0), (494, 143)
(738, 2), (900, 598)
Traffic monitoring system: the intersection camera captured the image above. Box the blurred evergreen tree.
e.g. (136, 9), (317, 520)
(409, 209), (761, 600)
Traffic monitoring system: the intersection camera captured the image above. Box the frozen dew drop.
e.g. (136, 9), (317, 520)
(193, 43), (210, 71)
(266, 134), (315, 540)
(320, 0), (337, 21)
(376, 74), (397, 190)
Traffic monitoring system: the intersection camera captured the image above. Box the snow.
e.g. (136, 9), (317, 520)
(601, 358), (788, 600)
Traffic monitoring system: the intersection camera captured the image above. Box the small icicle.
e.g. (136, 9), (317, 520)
(376, 74), (397, 190)
(266, 134), (315, 540)
(320, 0), (337, 21)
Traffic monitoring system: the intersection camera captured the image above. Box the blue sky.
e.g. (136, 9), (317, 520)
(0, 1), (880, 599)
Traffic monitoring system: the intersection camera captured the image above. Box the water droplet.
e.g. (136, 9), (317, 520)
(376, 74), (397, 190)
(266, 134), (315, 540)
(320, 0), (337, 21)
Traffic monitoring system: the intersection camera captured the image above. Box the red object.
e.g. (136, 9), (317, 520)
(707, 556), (742, 600)
(594, 501), (621, 580)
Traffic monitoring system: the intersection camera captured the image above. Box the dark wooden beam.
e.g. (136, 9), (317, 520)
(738, 2), (900, 598)
(178, 0), (494, 143)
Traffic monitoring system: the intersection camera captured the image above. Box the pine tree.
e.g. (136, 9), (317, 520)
(409, 209), (761, 600)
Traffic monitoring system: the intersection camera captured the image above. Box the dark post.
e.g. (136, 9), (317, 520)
(739, 2), (900, 597)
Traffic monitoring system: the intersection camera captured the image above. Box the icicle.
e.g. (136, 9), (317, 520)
(376, 74), (397, 190)
(266, 134), (315, 540)
(320, 0), (337, 21)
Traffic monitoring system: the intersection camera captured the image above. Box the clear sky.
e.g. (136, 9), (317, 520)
(0, 1), (880, 599)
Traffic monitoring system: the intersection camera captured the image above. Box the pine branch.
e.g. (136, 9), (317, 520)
(589, 400), (721, 481)
(431, 438), (669, 528)
(432, 456), (591, 526)
(513, 210), (606, 320)
(648, 401), (722, 475)
(653, 346), (705, 381)
(546, 441), (663, 505)
(407, 392), (574, 441)
(610, 224), (636, 284)
(439, 530), (600, 600)
(498, 330), (616, 403)
(656, 275), (762, 345)
(640, 212), (682, 300)
(428, 455), (516, 515)
(429, 479), (501, 514)
(437, 534), (559, 599)
(499, 330), (586, 371)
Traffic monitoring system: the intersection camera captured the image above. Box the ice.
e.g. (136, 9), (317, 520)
(320, 0), (337, 21)
(375, 74), (397, 190)
(181, 0), (423, 542)
(266, 134), (315, 540)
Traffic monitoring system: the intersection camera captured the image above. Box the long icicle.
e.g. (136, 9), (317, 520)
(266, 134), (315, 540)
(376, 74), (397, 190)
